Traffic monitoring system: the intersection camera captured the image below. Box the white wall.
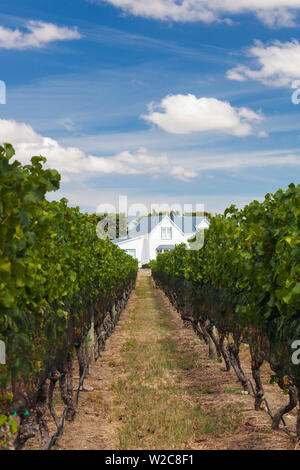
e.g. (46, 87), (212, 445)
(148, 216), (191, 263)
(116, 236), (146, 265)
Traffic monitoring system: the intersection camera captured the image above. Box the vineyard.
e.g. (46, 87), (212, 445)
(151, 183), (300, 442)
(0, 142), (300, 450)
(0, 144), (138, 450)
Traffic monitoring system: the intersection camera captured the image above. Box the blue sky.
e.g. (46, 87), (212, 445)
(0, 0), (300, 214)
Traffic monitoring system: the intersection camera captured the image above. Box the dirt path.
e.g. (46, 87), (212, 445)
(29, 271), (298, 450)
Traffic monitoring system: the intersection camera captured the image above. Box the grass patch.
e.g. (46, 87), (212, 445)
(224, 386), (242, 394)
(108, 359), (119, 368)
(123, 339), (137, 349)
(110, 274), (243, 450)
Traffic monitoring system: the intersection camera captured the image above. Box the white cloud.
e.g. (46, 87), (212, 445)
(226, 40), (300, 86)
(142, 94), (264, 136)
(2, 120), (297, 192)
(0, 20), (81, 49)
(255, 8), (297, 27)
(98, 0), (300, 27)
(170, 166), (197, 182)
(87, 147), (171, 176)
(190, 148), (300, 172)
(51, 186), (265, 215)
(0, 119), (197, 182)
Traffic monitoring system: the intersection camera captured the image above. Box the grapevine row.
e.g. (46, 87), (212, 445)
(151, 183), (300, 441)
(0, 144), (138, 449)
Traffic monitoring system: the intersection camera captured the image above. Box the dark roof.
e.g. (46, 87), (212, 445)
(156, 245), (175, 250)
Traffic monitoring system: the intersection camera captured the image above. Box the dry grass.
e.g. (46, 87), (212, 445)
(110, 274), (243, 450)
(24, 271), (297, 450)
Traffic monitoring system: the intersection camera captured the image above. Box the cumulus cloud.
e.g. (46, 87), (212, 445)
(226, 40), (300, 87)
(0, 20), (81, 49)
(97, 0), (300, 27)
(0, 119), (197, 182)
(142, 94), (264, 136)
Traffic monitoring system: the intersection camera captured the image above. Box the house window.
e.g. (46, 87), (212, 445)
(124, 249), (136, 258)
(161, 227), (172, 240)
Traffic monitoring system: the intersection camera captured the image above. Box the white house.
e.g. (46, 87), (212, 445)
(113, 214), (209, 266)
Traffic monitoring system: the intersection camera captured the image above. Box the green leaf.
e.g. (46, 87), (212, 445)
(292, 283), (300, 295)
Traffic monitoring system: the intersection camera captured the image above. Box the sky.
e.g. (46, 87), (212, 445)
(0, 0), (300, 214)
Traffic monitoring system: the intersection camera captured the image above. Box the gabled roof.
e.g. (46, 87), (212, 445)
(113, 215), (209, 244)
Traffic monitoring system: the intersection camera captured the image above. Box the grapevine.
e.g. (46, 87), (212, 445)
(0, 144), (138, 449)
(151, 183), (300, 440)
